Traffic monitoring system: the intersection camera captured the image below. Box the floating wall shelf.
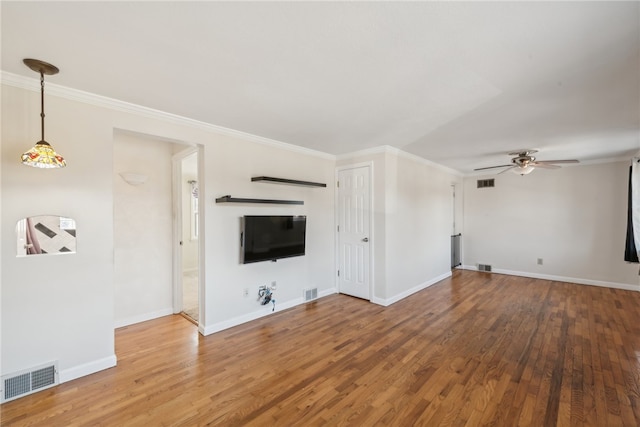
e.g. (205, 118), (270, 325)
(251, 176), (327, 188)
(215, 195), (304, 205)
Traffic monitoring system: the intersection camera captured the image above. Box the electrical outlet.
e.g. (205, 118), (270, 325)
(537, 258), (543, 265)
(243, 288), (249, 297)
(271, 281), (277, 290)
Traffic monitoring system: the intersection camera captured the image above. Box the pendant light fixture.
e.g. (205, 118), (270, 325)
(21, 58), (66, 168)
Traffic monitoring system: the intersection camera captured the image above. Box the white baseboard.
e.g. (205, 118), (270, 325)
(371, 271), (452, 307)
(201, 288), (338, 336)
(461, 265), (639, 292)
(319, 287), (338, 298)
(114, 307), (174, 328)
(59, 355), (117, 383)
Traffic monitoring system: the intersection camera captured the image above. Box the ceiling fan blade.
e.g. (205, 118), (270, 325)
(474, 164), (513, 171)
(531, 163), (560, 169)
(498, 166), (517, 174)
(535, 159), (579, 165)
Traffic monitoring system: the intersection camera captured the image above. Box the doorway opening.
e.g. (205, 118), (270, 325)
(451, 184), (461, 269)
(175, 149), (200, 323)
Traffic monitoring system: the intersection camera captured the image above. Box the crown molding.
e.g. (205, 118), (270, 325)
(335, 145), (388, 160)
(3, 71), (634, 169)
(578, 156), (636, 166)
(337, 145), (463, 177)
(1, 71), (335, 161)
(390, 146), (464, 177)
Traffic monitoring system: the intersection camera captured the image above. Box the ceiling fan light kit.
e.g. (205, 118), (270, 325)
(512, 165), (535, 175)
(475, 150), (579, 176)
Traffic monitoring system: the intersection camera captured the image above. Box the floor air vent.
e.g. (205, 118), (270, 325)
(1, 362), (58, 403)
(304, 288), (318, 301)
(478, 264), (492, 272)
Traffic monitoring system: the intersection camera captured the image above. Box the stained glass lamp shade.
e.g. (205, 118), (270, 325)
(21, 58), (66, 169)
(21, 141), (66, 168)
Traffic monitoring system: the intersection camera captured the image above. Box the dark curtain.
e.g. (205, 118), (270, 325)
(625, 165), (639, 263)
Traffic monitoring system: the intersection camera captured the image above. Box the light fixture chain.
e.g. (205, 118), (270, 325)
(40, 71), (45, 142)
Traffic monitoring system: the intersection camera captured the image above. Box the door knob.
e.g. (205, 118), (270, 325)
(362, 237), (369, 242)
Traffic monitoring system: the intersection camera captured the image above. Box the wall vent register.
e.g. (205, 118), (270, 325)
(477, 179), (495, 188)
(1, 362), (58, 403)
(478, 264), (493, 272)
(304, 288), (318, 301)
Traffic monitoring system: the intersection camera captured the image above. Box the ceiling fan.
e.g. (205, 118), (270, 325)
(474, 150), (579, 175)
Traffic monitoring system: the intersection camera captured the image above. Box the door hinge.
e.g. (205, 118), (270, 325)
(337, 181), (339, 188)
(337, 270), (340, 277)
(337, 225), (339, 232)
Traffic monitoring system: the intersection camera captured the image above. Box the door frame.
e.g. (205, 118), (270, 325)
(171, 145), (204, 326)
(334, 162), (374, 301)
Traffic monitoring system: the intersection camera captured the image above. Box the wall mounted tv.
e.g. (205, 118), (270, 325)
(241, 215), (306, 264)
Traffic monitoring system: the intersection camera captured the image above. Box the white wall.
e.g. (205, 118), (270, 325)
(113, 131), (176, 327)
(1, 79), (337, 382)
(0, 74), (3, 384)
(1, 85), (116, 381)
(384, 152), (461, 300)
(337, 147), (463, 304)
(3, 72), (634, 392)
(204, 140), (336, 331)
(112, 109), (337, 334)
(463, 161), (639, 288)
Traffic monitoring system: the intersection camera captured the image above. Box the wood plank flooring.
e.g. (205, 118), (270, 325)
(2, 271), (640, 426)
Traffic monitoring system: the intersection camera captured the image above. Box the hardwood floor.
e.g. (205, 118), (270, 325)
(2, 271), (640, 426)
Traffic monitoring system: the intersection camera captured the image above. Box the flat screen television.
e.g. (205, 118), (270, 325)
(241, 215), (306, 264)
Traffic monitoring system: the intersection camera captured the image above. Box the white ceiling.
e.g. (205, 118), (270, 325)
(2, 2), (639, 174)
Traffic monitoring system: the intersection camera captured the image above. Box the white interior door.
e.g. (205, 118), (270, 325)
(337, 166), (371, 300)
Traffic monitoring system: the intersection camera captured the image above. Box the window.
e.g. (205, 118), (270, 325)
(189, 180), (198, 240)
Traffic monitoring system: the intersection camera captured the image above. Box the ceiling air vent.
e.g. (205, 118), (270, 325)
(477, 179), (495, 189)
